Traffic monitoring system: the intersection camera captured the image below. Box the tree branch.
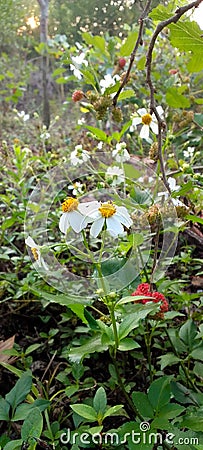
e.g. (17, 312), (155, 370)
(112, 0), (152, 107)
(146, 0), (203, 192)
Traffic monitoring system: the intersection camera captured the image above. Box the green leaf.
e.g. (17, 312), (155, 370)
(102, 405), (123, 419)
(171, 381), (199, 406)
(93, 387), (107, 415)
(166, 87), (190, 108)
(156, 403), (185, 420)
(68, 304), (87, 324)
(85, 125), (108, 142)
(25, 343), (41, 355)
(148, 376), (171, 412)
(179, 319), (197, 351)
(0, 398), (10, 421)
(132, 392), (154, 419)
(52, 67), (67, 77)
(120, 31), (138, 56)
(1, 217), (17, 230)
(149, 3), (174, 21)
(31, 288), (90, 306)
(84, 309), (99, 330)
(158, 353), (181, 370)
(118, 89), (135, 101)
(118, 304), (159, 340)
(69, 335), (108, 363)
(169, 20), (203, 54)
(190, 345), (203, 361)
(118, 338), (140, 351)
(70, 404), (97, 421)
(116, 295), (151, 307)
(21, 407), (43, 440)
(6, 371), (32, 413)
(4, 440), (23, 450)
(181, 414), (203, 431)
(194, 361), (203, 379)
(187, 54), (203, 72)
(12, 399), (50, 421)
(80, 69), (96, 87)
(186, 214), (203, 225)
(172, 180), (193, 197)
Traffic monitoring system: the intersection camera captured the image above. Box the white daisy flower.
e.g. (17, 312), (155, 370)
(68, 181), (84, 195)
(70, 145), (90, 166)
(25, 236), (49, 270)
(106, 166), (125, 186)
(87, 201), (133, 238)
(112, 142), (130, 163)
(130, 106), (164, 140)
(183, 146), (195, 159)
(59, 197), (92, 234)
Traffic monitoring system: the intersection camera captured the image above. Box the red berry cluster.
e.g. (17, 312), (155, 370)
(72, 90), (84, 102)
(131, 283), (169, 313)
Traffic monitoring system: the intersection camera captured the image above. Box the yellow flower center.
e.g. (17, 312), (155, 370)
(31, 247), (38, 261)
(62, 197), (79, 212)
(99, 202), (116, 218)
(142, 113), (152, 126)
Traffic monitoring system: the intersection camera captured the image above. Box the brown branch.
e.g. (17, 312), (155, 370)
(146, 0), (203, 192)
(112, 0), (152, 107)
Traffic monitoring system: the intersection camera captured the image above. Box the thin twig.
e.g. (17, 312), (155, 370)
(146, 0), (203, 191)
(112, 0), (152, 107)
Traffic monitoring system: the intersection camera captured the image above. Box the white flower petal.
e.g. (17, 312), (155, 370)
(106, 216), (124, 236)
(137, 108), (147, 116)
(116, 208), (133, 227)
(68, 210), (84, 233)
(25, 236), (37, 248)
(156, 105), (164, 117)
(150, 120), (159, 135)
(131, 117), (142, 126)
(59, 213), (70, 234)
(140, 124), (150, 140)
(90, 217), (105, 238)
(78, 201), (100, 215)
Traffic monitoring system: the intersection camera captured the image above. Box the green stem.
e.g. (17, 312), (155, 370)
(144, 319), (153, 383)
(109, 304), (119, 355)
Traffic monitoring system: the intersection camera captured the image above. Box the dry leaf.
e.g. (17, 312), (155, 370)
(0, 335), (16, 363)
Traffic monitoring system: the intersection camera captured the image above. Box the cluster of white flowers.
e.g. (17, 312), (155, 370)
(70, 52), (88, 80)
(158, 177), (185, 207)
(106, 166), (125, 186)
(112, 142), (130, 163)
(59, 197), (133, 238)
(70, 145), (90, 166)
(130, 106), (164, 141)
(100, 74), (120, 94)
(68, 181), (84, 195)
(183, 146), (195, 159)
(16, 111), (30, 122)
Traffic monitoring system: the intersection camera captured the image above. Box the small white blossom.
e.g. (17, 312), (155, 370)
(158, 177), (185, 207)
(40, 131), (50, 140)
(183, 146), (195, 159)
(130, 106), (164, 141)
(70, 52), (88, 80)
(97, 141), (103, 150)
(68, 181), (84, 195)
(17, 111), (30, 122)
(100, 74), (120, 94)
(70, 145), (90, 166)
(78, 117), (85, 125)
(106, 166), (125, 185)
(112, 142), (130, 163)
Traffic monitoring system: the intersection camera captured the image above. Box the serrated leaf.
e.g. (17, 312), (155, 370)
(70, 404), (97, 421)
(69, 335), (108, 363)
(187, 54), (203, 72)
(149, 3), (174, 21)
(85, 125), (108, 141)
(68, 304), (87, 324)
(31, 288), (90, 306)
(120, 31), (138, 56)
(166, 87), (190, 108)
(169, 20), (203, 54)
(118, 89), (135, 101)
